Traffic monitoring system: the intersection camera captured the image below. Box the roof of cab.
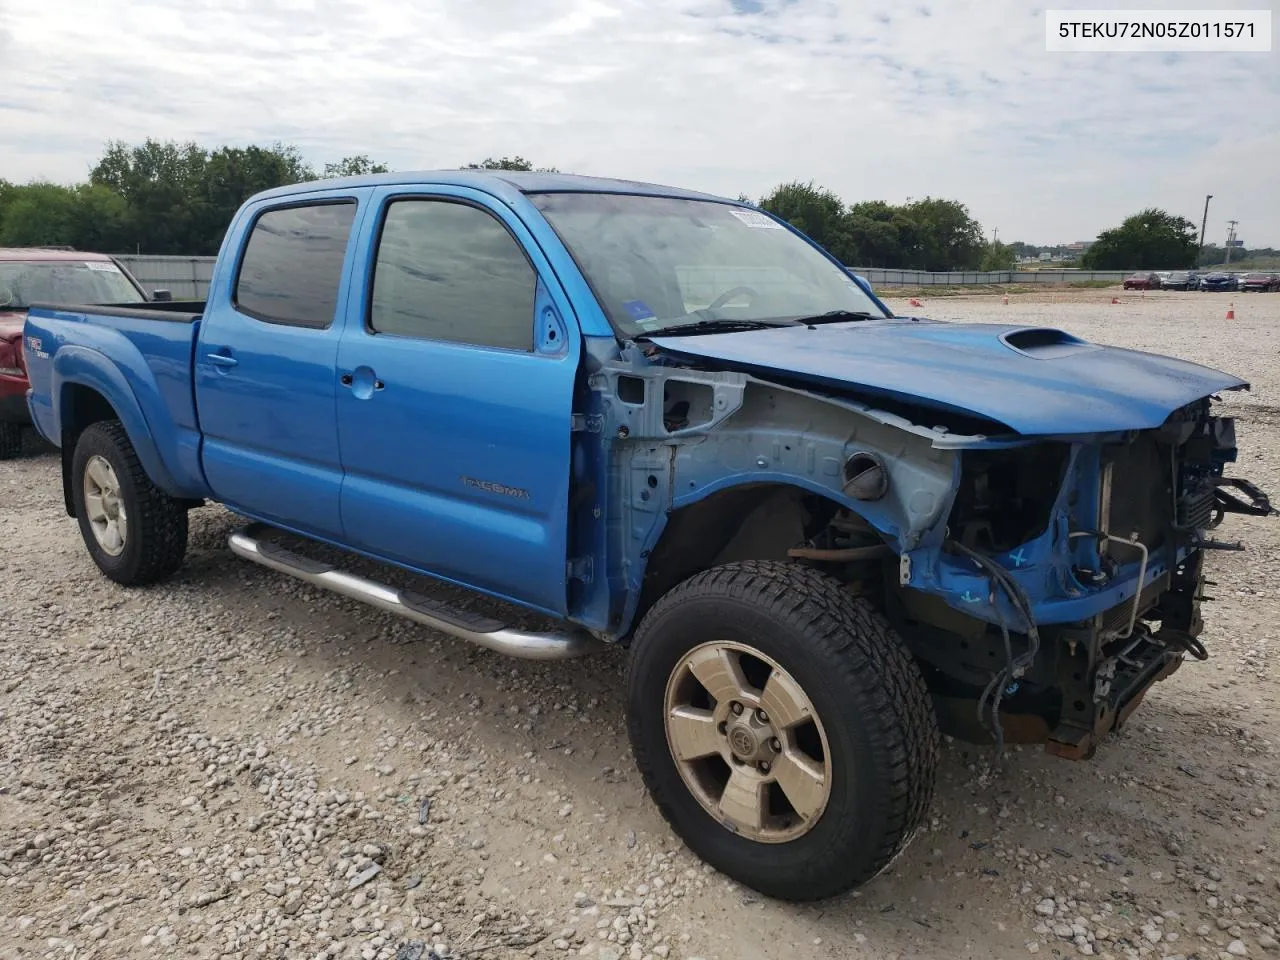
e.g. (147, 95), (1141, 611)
(0, 248), (117, 262)
(249, 170), (736, 205)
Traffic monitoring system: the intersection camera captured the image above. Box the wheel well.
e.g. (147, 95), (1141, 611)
(59, 385), (120, 517)
(633, 484), (845, 632)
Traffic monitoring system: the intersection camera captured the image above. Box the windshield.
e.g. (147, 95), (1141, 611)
(0, 260), (145, 310)
(529, 192), (887, 337)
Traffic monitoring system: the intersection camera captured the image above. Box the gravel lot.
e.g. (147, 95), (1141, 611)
(2, 288), (1277, 960)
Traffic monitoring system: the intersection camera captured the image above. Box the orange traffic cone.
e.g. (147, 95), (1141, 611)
(1111, 296), (1120, 304)
(1226, 302), (1235, 320)
(1001, 294), (1009, 305)
(909, 298), (923, 307)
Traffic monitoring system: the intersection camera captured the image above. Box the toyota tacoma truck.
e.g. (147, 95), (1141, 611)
(22, 171), (1273, 901)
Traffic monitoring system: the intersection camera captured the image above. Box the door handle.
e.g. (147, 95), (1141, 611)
(206, 352), (238, 368)
(340, 371), (384, 391)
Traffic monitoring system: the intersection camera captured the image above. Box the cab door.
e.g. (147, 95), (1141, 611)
(195, 194), (368, 540)
(335, 186), (580, 614)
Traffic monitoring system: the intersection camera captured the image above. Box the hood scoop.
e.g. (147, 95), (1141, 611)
(999, 327), (1098, 359)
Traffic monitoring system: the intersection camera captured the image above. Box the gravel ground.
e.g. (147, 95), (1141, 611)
(1, 288), (1277, 960)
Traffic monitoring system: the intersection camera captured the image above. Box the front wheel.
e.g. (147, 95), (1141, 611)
(71, 420), (189, 586)
(626, 560), (939, 901)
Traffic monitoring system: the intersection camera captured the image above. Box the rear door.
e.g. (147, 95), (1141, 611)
(195, 193), (368, 539)
(335, 185), (581, 614)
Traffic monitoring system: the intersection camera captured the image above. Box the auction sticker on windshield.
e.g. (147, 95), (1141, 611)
(729, 209), (783, 229)
(84, 261), (121, 272)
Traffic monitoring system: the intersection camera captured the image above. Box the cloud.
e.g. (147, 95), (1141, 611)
(1, 0), (1276, 243)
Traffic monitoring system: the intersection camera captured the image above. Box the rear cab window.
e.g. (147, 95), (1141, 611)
(234, 201), (358, 329)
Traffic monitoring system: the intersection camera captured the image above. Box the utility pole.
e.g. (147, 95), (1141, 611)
(1224, 220), (1239, 265)
(1198, 194), (1212, 266)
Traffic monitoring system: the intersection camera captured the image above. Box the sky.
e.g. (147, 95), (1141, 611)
(1, 0), (1276, 246)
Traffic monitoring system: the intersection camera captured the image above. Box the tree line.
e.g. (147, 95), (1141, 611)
(0, 141), (398, 255)
(751, 181), (1013, 271)
(0, 139), (1239, 270)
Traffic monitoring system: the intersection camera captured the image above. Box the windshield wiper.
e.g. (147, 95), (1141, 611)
(790, 309), (882, 325)
(638, 317), (796, 338)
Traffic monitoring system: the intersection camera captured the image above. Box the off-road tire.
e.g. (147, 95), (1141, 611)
(626, 560), (939, 901)
(0, 421), (22, 460)
(72, 420), (188, 586)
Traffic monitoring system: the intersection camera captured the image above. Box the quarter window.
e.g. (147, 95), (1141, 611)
(235, 201), (357, 328)
(369, 199), (536, 351)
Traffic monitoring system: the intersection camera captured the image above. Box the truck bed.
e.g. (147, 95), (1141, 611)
(23, 300), (210, 500)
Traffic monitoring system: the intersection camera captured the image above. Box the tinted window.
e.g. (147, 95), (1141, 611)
(369, 199), (536, 350)
(235, 201), (357, 328)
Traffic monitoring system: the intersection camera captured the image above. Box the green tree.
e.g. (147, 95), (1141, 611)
(90, 139), (210, 254)
(845, 201), (918, 267)
(68, 184), (135, 252)
(0, 182), (80, 246)
(758, 181), (843, 245)
(464, 156), (559, 173)
(0, 179), (16, 224)
(980, 240), (1016, 271)
(323, 155), (390, 178)
(88, 139), (317, 254)
(900, 197), (986, 271)
(1081, 208), (1197, 269)
(754, 185), (989, 269)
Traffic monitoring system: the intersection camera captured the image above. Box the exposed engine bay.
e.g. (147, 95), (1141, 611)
(788, 398), (1273, 759)
(590, 333), (1274, 762)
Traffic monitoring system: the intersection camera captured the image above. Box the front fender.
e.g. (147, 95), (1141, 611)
(53, 345), (185, 497)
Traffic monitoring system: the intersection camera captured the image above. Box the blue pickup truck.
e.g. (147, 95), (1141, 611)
(22, 171), (1272, 901)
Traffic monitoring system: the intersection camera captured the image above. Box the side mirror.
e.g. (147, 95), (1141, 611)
(152, 288), (173, 302)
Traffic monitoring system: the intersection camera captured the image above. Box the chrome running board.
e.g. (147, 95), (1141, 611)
(228, 523), (603, 661)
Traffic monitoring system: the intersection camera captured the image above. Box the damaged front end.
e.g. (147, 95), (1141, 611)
(586, 322), (1272, 762)
(894, 398), (1273, 759)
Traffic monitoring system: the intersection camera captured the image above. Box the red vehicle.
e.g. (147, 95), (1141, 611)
(0, 248), (160, 458)
(1122, 271), (1162, 290)
(1240, 273), (1280, 293)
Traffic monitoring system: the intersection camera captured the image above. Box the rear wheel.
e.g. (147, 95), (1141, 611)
(0, 421), (22, 460)
(626, 560), (939, 901)
(71, 421), (188, 585)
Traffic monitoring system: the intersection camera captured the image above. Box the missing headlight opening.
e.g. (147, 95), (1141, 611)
(947, 445), (1071, 553)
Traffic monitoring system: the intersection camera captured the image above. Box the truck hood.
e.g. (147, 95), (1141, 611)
(648, 319), (1248, 436)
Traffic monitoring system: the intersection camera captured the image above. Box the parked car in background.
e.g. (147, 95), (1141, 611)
(1161, 271), (1193, 290)
(1123, 271), (1162, 290)
(1240, 273), (1280, 292)
(0, 248), (163, 458)
(21, 170), (1276, 901)
(1199, 272), (1239, 292)
(1186, 271), (1204, 290)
